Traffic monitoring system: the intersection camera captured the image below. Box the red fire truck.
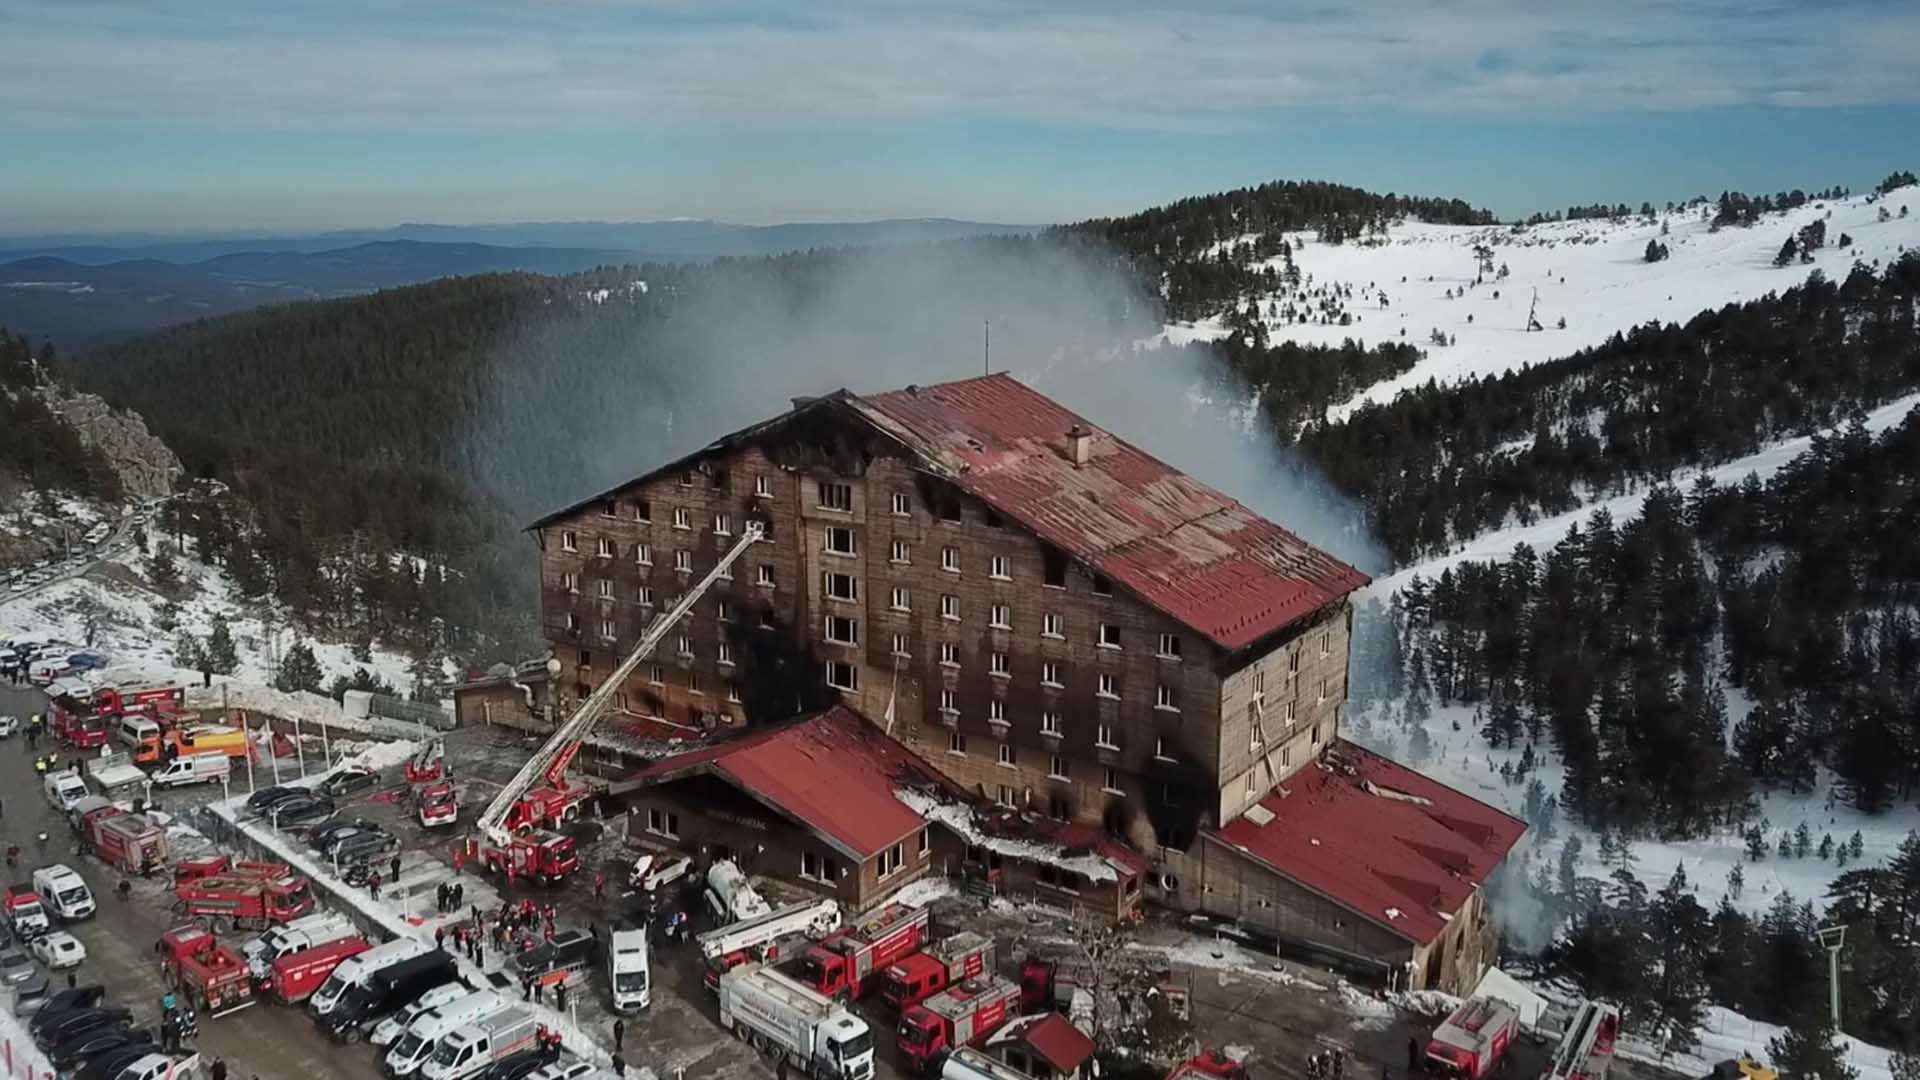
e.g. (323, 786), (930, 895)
(158, 926), (257, 1017)
(261, 935), (372, 1005)
(173, 862), (316, 932)
(1424, 997), (1522, 1080)
(796, 902), (930, 1001)
(87, 811), (170, 875)
(1165, 1051), (1251, 1080)
(1017, 956), (1091, 1014)
(49, 692), (110, 749)
(417, 781), (458, 828)
(896, 976), (1021, 1074)
(882, 931), (994, 1013)
(478, 829), (579, 886)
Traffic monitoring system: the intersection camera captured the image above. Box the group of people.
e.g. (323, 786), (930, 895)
(154, 990), (198, 1053)
(17, 712), (46, 748)
(434, 878), (466, 913)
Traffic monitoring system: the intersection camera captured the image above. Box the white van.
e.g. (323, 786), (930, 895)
(607, 926), (650, 1013)
(44, 772), (89, 812)
(384, 990), (506, 1076)
(152, 753), (231, 788)
(308, 937), (431, 1017)
(32, 865), (96, 921)
(243, 910), (356, 977)
(373, 982), (474, 1047)
(116, 715), (161, 751)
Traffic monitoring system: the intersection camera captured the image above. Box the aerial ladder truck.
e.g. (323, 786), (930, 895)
(471, 522), (765, 886)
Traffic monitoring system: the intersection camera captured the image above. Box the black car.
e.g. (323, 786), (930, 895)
(307, 818), (380, 852)
(329, 828), (400, 866)
(33, 1007), (131, 1051)
(245, 785), (304, 815)
(28, 985), (106, 1034)
(50, 1026), (147, 1070)
(76, 1044), (160, 1080)
(268, 795), (336, 831)
(320, 766), (381, 798)
(476, 1050), (555, 1080)
(316, 950), (456, 1042)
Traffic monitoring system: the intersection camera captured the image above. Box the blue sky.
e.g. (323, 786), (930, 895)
(2, 0), (1917, 234)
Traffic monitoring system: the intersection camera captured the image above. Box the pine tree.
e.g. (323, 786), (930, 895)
(1650, 867), (1711, 1052)
(1794, 823), (1812, 859)
(1747, 827), (1769, 861)
(1891, 1052), (1920, 1080)
(1728, 863), (1745, 900)
(146, 542), (181, 594)
(1849, 832), (1865, 860)
(203, 614), (239, 676)
(274, 640), (325, 695)
(1767, 1012), (1857, 1080)
(1775, 237), (1799, 267)
(1778, 832), (1794, 859)
(1819, 834), (1834, 861)
(173, 630), (202, 671)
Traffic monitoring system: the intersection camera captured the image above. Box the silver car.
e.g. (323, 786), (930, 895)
(0, 946), (49, 1013)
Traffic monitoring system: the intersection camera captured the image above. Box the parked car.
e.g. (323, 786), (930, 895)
(328, 829), (399, 866)
(0, 944), (49, 996)
(475, 1050), (554, 1080)
(320, 766), (381, 798)
(74, 1043), (158, 1080)
(246, 786), (306, 815)
(30, 931), (87, 970)
(0, 715), (19, 738)
(33, 1006), (131, 1050)
(50, 1026), (147, 1071)
(526, 1061), (600, 1080)
(267, 795), (335, 830)
(28, 985), (106, 1033)
(307, 818), (381, 852)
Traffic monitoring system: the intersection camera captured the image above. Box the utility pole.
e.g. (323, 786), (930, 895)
(983, 320), (990, 376)
(1817, 924), (1846, 1027)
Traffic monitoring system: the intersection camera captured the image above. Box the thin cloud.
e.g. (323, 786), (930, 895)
(1, 0), (1916, 133)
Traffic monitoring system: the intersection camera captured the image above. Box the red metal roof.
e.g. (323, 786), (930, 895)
(851, 374), (1369, 651)
(1211, 741), (1526, 946)
(991, 1013), (1097, 1073)
(622, 706), (940, 860)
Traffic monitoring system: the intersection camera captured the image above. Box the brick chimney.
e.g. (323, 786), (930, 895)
(1066, 424), (1092, 467)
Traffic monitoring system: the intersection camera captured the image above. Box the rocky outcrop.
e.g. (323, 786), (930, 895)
(37, 388), (183, 499)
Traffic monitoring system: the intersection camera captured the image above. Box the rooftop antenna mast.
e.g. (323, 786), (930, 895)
(984, 319), (991, 375)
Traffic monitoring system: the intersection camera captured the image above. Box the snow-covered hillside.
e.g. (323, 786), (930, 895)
(0, 532), (424, 699)
(1165, 190), (1920, 423)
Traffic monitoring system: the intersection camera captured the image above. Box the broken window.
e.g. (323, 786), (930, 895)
(997, 742), (1015, 767)
(938, 498), (962, 524)
(826, 661), (858, 691)
(1092, 573), (1113, 596)
(754, 474), (772, 498)
(818, 481), (853, 512)
(1103, 768), (1122, 794)
(823, 572), (858, 602)
(823, 526), (856, 556)
(634, 500), (651, 522)
(710, 468), (730, 492)
(600, 499), (617, 517)
(1041, 546), (1067, 588)
(825, 615), (858, 645)
(1098, 623), (1121, 649)
(596, 579), (613, 599)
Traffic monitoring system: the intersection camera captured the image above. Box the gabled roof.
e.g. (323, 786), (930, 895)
(616, 705), (941, 861)
(988, 1013), (1096, 1074)
(531, 374), (1368, 651)
(1210, 740), (1526, 946)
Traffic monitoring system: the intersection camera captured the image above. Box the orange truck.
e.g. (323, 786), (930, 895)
(882, 931), (993, 1014)
(173, 862), (316, 932)
(138, 724), (250, 766)
(795, 902), (930, 1001)
(896, 976), (1021, 1074)
(159, 926), (257, 1017)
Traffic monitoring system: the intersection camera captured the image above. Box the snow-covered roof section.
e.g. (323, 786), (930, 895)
(894, 787), (1146, 884)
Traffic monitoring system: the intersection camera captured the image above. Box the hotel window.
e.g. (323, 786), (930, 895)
(1319, 677), (1329, 702)
(939, 689), (958, 713)
(1154, 737), (1176, 762)
(825, 615), (859, 645)
(1092, 574), (1113, 596)
(561, 530), (577, 552)
(565, 613), (579, 632)
(996, 785), (1016, 808)
(990, 652), (1010, 677)
(890, 587), (912, 612)
(824, 572), (859, 602)
(672, 508), (691, 530)
(891, 492), (911, 515)
(940, 642), (960, 667)
(1042, 613), (1064, 638)
(1049, 756), (1069, 780)
(990, 555), (1010, 579)
(1158, 633), (1182, 659)
(826, 661), (859, 692)
(1313, 724), (1322, 745)
(989, 604), (1011, 629)
(689, 672), (704, 695)
(578, 650), (591, 667)
(1096, 724), (1117, 749)
(1097, 673), (1118, 699)
(818, 482), (853, 512)
(1041, 711), (1062, 736)
(937, 499), (962, 524)
(646, 809), (679, 838)
(1283, 746), (1292, 768)
(1321, 632), (1332, 656)
(600, 619), (616, 640)
(596, 579), (613, 599)
(561, 572), (579, 594)
(754, 474), (772, 498)
(1251, 725), (1264, 752)
(801, 851), (827, 882)
(678, 470), (696, 487)
(1289, 649), (1300, 673)
(673, 550), (692, 573)
(891, 634), (909, 657)
(940, 595), (960, 621)
(1041, 662), (1062, 687)
(713, 513), (733, 536)
(648, 665), (664, 685)
(1103, 768), (1122, 794)
(716, 600), (733, 623)
(718, 640), (734, 666)
(710, 468), (730, 492)
(949, 732), (967, 755)
(634, 543), (652, 566)
(824, 526), (856, 556)
(1098, 623), (1121, 649)
(890, 540), (911, 564)
(757, 564), (776, 587)
(601, 499), (617, 517)
(941, 547), (961, 573)
(1041, 547), (1067, 588)
(1156, 684), (1179, 711)
(635, 586), (654, 607)
(988, 700), (1006, 723)
(1286, 701), (1297, 725)
(997, 743), (1015, 767)
(1254, 670), (1267, 698)
(880, 843), (905, 877)
(675, 634), (693, 657)
(596, 537), (615, 559)
(633, 500), (651, 522)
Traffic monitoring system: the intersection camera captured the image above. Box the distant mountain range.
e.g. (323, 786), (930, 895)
(0, 218), (1034, 345)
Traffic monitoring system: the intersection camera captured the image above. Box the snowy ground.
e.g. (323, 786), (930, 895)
(0, 531), (429, 703)
(1161, 190), (1920, 423)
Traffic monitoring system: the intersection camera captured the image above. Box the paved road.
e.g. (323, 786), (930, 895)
(0, 680), (371, 1080)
